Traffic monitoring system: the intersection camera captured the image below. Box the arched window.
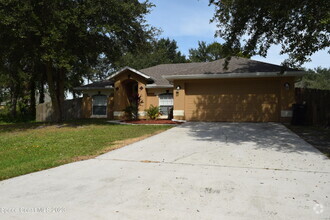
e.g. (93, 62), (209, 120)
(159, 93), (173, 116)
(92, 95), (107, 116)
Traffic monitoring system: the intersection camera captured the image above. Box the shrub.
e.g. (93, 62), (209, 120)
(123, 105), (138, 120)
(123, 94), (143, 120)
(146, 105), (160, 120)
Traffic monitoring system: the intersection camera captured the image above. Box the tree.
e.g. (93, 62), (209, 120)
(296, 67), (330, 90)
(189, 41), (249, 62)
(210, 0), (330, 67)
(0, 0), (155, 122)
(114, 38), (187, 70)
(189, 41), (210, 62)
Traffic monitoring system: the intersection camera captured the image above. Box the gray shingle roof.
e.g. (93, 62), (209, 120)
(76, 57), (298, 89)
(139, 57), (297, 86)
(139, 62), (205, 86)
(75, 80), (113, 90)
(169, 57), (296, 76)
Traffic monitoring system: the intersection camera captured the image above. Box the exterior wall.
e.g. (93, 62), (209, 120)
(173, 77), (296, 122)
(80, 71), (174, 120)
(173, 81), (186, 120)
(113, 69), (148, 119)
(82, 94), (92, 118)
(279, 77), (295, 122)
(80, 70), (296, 122)
(145, 88), (173, 108)
(81, 90), (114, 119)
(107, 95), (114, 119)
(112, 69), (175, 119)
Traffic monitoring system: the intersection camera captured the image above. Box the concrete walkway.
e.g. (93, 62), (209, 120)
(0, 122), (329, 219)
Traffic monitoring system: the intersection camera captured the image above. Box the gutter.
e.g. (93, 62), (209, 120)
(74, 86), (114, 91)
(145, 85), (174, 89)
(163, 71), (306, 82)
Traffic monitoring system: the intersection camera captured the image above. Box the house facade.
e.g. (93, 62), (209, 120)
(75, 57), (304, 122)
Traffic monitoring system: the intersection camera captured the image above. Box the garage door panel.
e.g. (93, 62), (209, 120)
(184, 79), (279, 122)
(185, 80), (278, 96)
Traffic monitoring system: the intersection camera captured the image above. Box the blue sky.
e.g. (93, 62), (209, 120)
(146, 0), (330, 69)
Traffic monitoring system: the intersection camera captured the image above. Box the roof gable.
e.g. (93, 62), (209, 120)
(106, 67), (152, 81)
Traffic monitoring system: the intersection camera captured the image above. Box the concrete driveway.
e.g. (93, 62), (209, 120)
(0, 123), (329, 219)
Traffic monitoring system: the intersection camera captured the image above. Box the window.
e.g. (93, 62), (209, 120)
(92, 95), (107, 116)
(159, 93), (173, 116)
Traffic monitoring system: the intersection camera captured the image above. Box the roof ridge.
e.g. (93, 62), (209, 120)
(139, 61), (209, 76)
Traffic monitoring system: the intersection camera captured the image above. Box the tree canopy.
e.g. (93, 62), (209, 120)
(114, 38), (187, 70)
(209, 0), (330, 67)
(189, 41), (250, 62)
(296, 67), (330, 90)
(0, 0), (155, 121)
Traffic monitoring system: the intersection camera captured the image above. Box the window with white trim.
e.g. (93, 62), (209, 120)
(159, 93), (173, 116)
(92, 95), (107, 116)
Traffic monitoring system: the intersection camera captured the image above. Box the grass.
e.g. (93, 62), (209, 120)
(0, 119), (171, 180)
(286, 125), (330, 158)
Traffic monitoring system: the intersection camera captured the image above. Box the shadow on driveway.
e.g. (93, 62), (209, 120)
(181, 122), (326, 157)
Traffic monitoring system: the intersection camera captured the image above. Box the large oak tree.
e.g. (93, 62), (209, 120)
(210, 0), (330, 67)
(0, 0), (155, 121)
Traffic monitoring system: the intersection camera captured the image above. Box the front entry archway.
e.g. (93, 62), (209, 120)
(122, 79), (139, 107)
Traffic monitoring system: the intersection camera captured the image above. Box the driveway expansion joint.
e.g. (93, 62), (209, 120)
(95, 157), (330, 174)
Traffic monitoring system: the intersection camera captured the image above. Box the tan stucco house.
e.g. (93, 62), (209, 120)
(75, 57), (304, 122)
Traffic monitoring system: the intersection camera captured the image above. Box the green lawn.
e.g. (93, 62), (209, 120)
(0, 119), (171, 180)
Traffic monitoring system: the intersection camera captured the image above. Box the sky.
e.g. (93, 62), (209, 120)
(146, 0), (330, 69)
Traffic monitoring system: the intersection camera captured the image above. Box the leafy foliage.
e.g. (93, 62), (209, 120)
(210, 0), (330, 67)
(146, 105), (160, 120)
(189, 41), (249, 62)
(0, 0), (155, 121)
(123, 94), (143, 120)
(114, 38), (187, 70)
(296, 67), (330, 90)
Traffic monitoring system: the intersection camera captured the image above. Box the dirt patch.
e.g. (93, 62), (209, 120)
(286, 125), (330, 158)
(124, 120), (183, 125)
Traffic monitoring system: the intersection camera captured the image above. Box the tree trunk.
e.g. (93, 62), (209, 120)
(72, 90), (76, 99)
(39, 72), (45, 104)
(45, 62), (61, 122)
(29, 76), (36, 120)
(10, 75), (19, 119)
(57, 68), (65, 121)
(10, 88), (18, 118)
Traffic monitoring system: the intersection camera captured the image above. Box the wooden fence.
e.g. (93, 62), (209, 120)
(36, 98), (82, 122)
(295, 88), (330, 126)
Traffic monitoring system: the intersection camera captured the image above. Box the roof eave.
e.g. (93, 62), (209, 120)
(163, 71), (306, 81)
(145, 85), (174, 89)
(74, 86), (114, 91)
(106, 67), (152, 80)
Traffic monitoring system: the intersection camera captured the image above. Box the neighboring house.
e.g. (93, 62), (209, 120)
(75, 57), (305, 122)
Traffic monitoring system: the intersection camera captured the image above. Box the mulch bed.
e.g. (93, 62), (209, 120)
(124, 120), (183, 125)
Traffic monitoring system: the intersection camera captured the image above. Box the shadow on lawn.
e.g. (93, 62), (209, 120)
(0, 119), (115, 133)
(286, 125), (330, 158)
(183, 122), (327, 157)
